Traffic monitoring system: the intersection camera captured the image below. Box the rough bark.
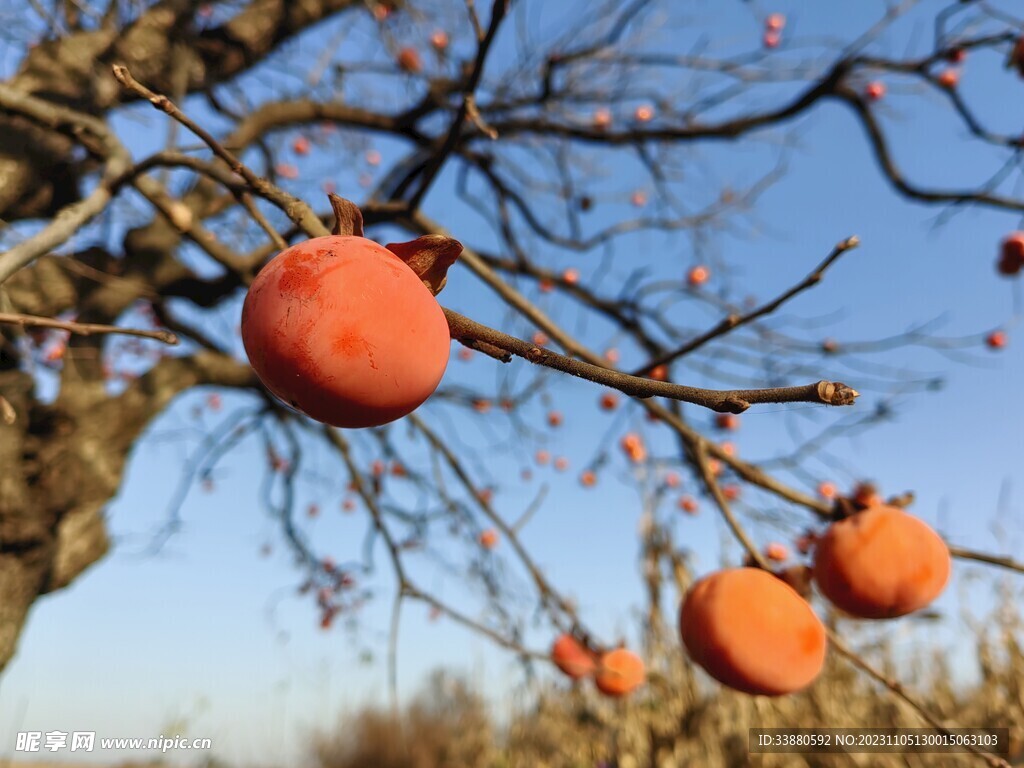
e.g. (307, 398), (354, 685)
(0, 0), (361, 221)
(0, 339), (255, 670)
(0, 0), (330, 665)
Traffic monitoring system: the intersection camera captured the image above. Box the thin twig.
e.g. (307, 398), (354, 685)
(409, 413), (582, 634)
(410, 214), (859, 511)
(631, 235), (861, 375)
(465, 0), (485, 39)
(828, 630), (1011, 768)
(511, 484), (548, 533)
(0, 312), (178, 344)
(693, 439), (771, 570)
(445, 308), (858, 412)
(321, 424), (544, 664)
(947, 545), (1024, 575)
(112, 65), (327, 240)
(406, 0), (509, 209)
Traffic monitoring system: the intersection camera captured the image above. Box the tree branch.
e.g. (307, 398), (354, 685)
(0, 312), (178, 345)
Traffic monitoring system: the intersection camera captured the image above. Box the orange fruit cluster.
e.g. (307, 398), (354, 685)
(550, 635), (645, 698)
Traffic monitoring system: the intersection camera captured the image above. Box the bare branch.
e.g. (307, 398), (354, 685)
(632, 235), (861, 375)
(445, 308), (858, 412)
(0, 312), (178, 345)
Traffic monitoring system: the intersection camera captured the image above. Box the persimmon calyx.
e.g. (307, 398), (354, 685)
(323, 194), (462, 294)
(386, 235), (463, 295)
(328, 194), (364, 237)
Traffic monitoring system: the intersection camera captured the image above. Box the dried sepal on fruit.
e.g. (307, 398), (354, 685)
(385, 235), (463, 296)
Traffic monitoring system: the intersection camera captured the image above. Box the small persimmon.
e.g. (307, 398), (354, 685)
(987, 330), (1008, 350)
(634, 104), (654, 122)
(430, 30), (449, 51)
(937, 68), (959, 88)
(397, 47), (422, 73)
(620, 432), (646, 463)
(813, 504), (951, 619)
(687, 265), (710, 286)
(594, 648), (645, 697)
(865, 81), (886, 101)
(647, 364), (668, 381)
(275, 163), (299, 179)
(715, 413), (739, 431)
(680, 567), (827, 696)
(479, 529), (498, 550)
(551, 634), (597, 679)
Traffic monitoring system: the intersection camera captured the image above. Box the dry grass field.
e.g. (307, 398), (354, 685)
(310, 599), (1023, 768)
(6, 589), (1022, 768)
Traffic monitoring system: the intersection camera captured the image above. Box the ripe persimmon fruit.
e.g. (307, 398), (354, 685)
(594, 648), (645, 697)
(680, 567), (827, 696)
(550, 634), (596, 679)
(813, 504), (950, 619)
(241, 233), (452, 428)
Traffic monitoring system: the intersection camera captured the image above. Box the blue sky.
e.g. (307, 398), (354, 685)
(2, 1), (1024, 765)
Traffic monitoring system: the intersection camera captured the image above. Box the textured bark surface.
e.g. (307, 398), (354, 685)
(0, 0), (351, 673)
(0, 0), (359, 222)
